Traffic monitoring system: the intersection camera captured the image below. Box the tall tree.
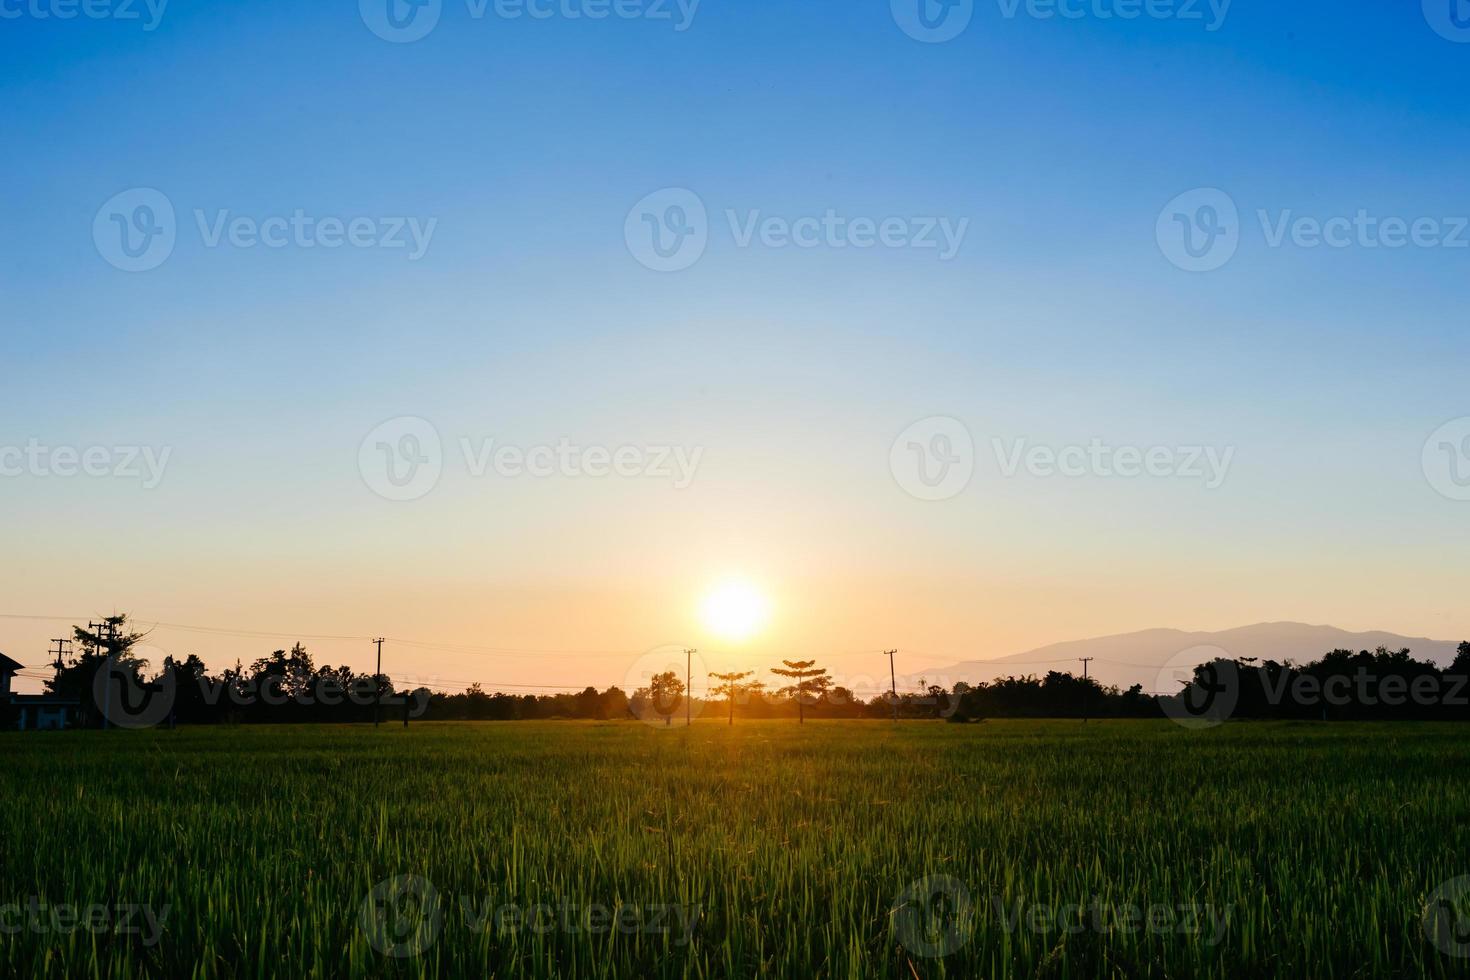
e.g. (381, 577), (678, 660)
(770, 659), (831, 724)
(47, 615), (151, 726)
(708, 670), (763, 725)
(647, 670), (685, 727)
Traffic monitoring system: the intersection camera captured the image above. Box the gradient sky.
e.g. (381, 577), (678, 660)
(2, 0), (1468, 696)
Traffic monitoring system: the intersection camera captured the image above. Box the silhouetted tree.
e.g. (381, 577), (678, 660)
(708, 670), (763, 725)
(45, 615), (151, 727)
(645, 670), (685, 726)
(770, 659), (831, 724)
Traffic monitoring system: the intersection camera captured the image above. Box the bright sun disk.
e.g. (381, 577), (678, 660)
(700, 581), (772, 643)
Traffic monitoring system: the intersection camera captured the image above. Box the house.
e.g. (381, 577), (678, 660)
(0, 653), (20, 697)
(0, 652), (81, 731)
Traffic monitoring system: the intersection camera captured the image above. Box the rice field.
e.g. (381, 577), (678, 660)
(2, 719), (1469, 978)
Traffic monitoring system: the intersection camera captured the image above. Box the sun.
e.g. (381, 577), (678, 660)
(699, 580), (772, 644)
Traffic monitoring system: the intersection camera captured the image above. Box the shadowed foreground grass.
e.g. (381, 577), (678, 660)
(3, 719), (1470, 978)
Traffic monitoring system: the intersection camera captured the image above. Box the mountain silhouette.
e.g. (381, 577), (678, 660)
(915, 622), (1464, 695)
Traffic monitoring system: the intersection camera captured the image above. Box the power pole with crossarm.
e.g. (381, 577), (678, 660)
(884, 650), (899, 722)
(1079, 657), (1094, 724)
(373, 637), (385, 728)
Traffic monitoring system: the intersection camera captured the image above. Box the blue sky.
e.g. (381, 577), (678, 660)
(1, 0), (1468, 689)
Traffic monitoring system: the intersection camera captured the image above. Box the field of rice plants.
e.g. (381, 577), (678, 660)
(2, 719), (1469, 978)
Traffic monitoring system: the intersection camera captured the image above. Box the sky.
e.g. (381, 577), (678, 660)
(1, 0), (1468, 697)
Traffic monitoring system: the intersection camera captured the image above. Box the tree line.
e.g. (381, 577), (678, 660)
(19, 615), (1470, 727)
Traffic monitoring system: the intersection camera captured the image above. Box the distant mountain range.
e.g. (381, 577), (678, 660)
(915, 622), (1466, 695)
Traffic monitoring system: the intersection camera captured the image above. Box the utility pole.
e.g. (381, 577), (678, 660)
(88, 622), (105, 729)
(884, 650), (899, 722)
(373, 638), (385, 728)
(1079, 657), (1094, 724)
(49, 638), (71, 680)
(684, 648), (697, 727)
(91, 620), (120, 730)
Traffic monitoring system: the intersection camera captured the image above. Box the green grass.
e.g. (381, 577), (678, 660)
(2, 719), (1470, 978)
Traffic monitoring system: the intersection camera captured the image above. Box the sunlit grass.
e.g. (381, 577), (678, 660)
(1, 720), (1468, 977)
